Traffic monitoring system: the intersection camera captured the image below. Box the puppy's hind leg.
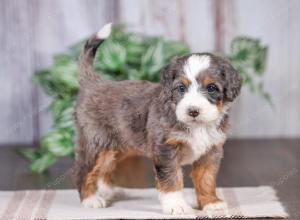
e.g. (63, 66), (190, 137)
(79, 150), (119, 208)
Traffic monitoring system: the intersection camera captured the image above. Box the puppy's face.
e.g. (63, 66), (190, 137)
(161, 53), (242, 125)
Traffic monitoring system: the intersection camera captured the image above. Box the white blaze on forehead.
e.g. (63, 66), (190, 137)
(183, 54), (210, 82)
(174, 55), (226, 165)
(176, 54), (220, 124)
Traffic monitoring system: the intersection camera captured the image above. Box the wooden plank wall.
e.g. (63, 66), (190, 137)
(0, 0), (118, 144)
(0, 0), (299, 145)
(224, 0), (300, 138)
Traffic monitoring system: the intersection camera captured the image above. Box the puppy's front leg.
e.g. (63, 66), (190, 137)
(191, 147), (227, 212)
(154, 146), (195, 215)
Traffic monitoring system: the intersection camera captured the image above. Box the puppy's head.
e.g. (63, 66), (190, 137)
(161, 53), (242, 125)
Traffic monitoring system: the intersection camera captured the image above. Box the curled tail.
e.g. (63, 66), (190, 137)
(78, 23), (112, 85)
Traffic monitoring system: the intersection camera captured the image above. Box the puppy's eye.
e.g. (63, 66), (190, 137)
(207, 84), (218, 94)
(178, 85), (186, 94)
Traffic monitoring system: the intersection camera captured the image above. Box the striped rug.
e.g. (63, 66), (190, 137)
(0, 186), (288, 219)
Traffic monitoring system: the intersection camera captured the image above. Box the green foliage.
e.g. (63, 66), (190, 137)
(19, 26), (269, 173)
(229, 37), (271, 103)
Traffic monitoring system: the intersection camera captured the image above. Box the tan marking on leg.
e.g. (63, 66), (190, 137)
(156, 167), (183, 192)
(80, 150), (118, 200)
(191, 148), (222, 209)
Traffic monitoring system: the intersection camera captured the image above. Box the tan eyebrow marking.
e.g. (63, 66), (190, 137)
(202, 75), (214, 87)
(180, 77), (190, 87)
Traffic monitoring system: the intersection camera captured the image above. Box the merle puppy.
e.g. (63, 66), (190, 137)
(74, 23), (242, 215)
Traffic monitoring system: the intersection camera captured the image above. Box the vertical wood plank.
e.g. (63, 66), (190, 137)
(212, 0), (225, 53)
(0, 0), (118, 145)
(118, 0), (183, 40)
(0, 0), (35, 144)
(118, 0), (215, 51)
(181, 0), (215, 52)
(224, 0), (300, 138)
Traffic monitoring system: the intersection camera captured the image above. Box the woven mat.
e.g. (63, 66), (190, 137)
(0, 186), (288, 219)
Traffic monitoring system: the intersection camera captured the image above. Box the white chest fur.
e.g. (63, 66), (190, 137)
(176, 125), (226, 165)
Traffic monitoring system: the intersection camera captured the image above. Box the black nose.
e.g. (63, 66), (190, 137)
(188, 109), (199, 118)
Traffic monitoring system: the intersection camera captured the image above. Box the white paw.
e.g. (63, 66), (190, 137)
(159, 191), (196, 215)
(97, 179), (118, 200)
(81, 194), (107, 208)
(203, 201), (229, 217)
(203, 201), (227, 212)
(163, 203), (196, 215)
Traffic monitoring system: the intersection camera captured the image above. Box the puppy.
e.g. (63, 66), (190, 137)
(73, 23), (242, 215)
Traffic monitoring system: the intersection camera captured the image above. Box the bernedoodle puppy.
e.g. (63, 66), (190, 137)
(73, 23), (242, 215)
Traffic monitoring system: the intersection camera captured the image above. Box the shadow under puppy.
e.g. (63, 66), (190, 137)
(73, 23), (242, 215)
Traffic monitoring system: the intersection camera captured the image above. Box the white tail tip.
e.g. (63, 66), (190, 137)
(96, 23), (112, 39)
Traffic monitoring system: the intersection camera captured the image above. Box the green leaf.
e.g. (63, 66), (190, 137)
(51, 55), (79, 90)
(50, 98), (75, 128)
(141, 39), (165, 78)
(30, 154), (57, 173)
(32, 71), (59, 96)
(51, 98), (73, 119)
(126, 42), (146, 64)
(32, 55), (78, 99)
(127, 68), (141, 80)
(95, 40), (127, 72)
(230, 36), (270, 103)
(16, 148), (40, 162)
(230, 37), (267, 70)
(41, 129), (74, 157)
(253, 47), (267, 74)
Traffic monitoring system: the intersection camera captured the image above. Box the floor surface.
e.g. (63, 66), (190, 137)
(0, 139), (299, 219)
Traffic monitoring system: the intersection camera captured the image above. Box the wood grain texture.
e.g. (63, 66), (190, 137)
(0, 0), (299, 145)
(0, 0), (35, 144)
(181, 0), (215, 52)
(118, 0), (183, 40)
(0, 0), (117, 145)
(223, 0), (300, 138)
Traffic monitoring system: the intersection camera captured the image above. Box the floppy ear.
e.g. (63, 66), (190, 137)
(222, 62), (243, 102)
(160, 57), (177, 97)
